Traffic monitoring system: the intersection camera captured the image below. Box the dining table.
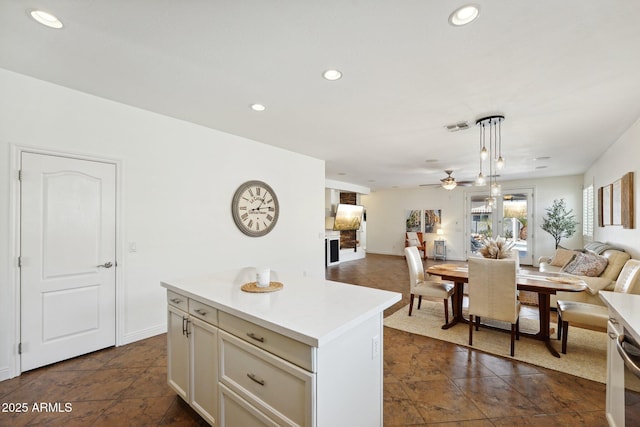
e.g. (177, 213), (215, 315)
(427, 263), (588, 358)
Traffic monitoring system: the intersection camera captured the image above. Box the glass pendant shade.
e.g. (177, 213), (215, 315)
(476, 115), (505, 199)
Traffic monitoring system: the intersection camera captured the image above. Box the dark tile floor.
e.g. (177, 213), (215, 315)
(0, 254), (607, 426)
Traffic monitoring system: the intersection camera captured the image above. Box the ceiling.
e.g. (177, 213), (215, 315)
(2, 1), (640, 191)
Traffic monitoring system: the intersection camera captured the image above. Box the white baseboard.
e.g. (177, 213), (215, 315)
(0, 366), (12, 382)
(120, 324), (166, 346)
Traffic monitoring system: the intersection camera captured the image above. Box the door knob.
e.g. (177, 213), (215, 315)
(97, 262), (113, 268)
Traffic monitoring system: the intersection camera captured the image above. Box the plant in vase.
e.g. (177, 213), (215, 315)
(540, 199), (578, 249)
(478, 236), (515, 259)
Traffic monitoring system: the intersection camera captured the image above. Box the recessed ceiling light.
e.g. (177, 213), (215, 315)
(448, 5), (479, 26)
(29, 10), (63, 29)
(322, 69), (342, 81)
(250, 103), (266, 112)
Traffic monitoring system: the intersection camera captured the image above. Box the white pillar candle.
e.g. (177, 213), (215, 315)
(256, 268), (271, 287)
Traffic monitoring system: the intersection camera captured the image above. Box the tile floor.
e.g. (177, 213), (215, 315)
(0, 254), (607, 426)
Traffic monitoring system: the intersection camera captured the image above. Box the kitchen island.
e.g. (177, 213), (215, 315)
(600, 291), (640, 427)
(161, 268), (401, 427)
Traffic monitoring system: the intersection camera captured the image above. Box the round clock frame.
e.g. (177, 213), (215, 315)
(231, 180), (279, 237)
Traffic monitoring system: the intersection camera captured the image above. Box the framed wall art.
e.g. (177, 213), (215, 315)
(599, 171), (634, 229)
(424, 209), (441, 233)
(406, 209), (421, 232)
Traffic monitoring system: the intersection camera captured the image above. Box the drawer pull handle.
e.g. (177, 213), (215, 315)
(609, 332), (617, 340)
(247, 373), (265, 386)
(170, 298), (182, 304)
(247, 332), (265, 343)
(194, 309), (207, 316)
(609, 318), (619, 325)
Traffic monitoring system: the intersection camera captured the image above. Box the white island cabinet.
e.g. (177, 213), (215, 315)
(161, 268), (401, 427)
(600, 291), (640, 427)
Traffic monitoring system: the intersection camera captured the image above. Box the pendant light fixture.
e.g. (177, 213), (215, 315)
(475, 115), (505, 206)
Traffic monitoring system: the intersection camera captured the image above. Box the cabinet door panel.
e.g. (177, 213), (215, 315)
(190, 316), (218, 425)
(168, 305), (189, 400)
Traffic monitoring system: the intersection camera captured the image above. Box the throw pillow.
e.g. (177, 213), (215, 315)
(550, 247), (576, 267)
(561, 252), (609, 277)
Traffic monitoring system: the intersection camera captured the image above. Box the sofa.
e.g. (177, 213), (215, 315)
(538, 241), (630, 307)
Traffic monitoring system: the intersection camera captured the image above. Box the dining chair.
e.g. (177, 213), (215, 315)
(468, 256), (520, 356)
(557, 259), (640, 354)
(404, 246), (454, 321)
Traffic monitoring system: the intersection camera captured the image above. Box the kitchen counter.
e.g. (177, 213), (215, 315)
(599, 290), (640, 427)
(161, 268), (401, 347)
(600, 291), (640, 342)
(161, 268), (402, 426)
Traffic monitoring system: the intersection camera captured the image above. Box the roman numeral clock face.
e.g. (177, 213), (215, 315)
(231, 180), (279, 237)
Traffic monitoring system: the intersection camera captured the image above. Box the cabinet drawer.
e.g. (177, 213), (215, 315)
(167, 290), (188, 312)
(219, 383), (280, 427)
(219, 312), (314, 372)
(189, 299), (218, 326)
(219, 331), (314, 427)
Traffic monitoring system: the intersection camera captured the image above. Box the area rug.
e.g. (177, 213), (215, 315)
(384, 301), (608, 383)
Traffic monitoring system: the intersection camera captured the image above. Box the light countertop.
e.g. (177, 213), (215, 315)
(161, 268), (401, 347)
(600, 291), (640, 342)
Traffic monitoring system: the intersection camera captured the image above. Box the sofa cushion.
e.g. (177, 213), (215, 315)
(600, 249), (631, 282)
(584, 241), (626, 255)
(550, 247), (577, 267)
(561, 252), (608, 277)
(539, 262), (562, 274)
(581, 276), (616, 295)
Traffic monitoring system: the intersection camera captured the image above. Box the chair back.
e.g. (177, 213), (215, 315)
(614, 259), (640, 294)
(404, 246), (424, 292)
(406, 232), (421, 247)
(468, 256), (518, 323)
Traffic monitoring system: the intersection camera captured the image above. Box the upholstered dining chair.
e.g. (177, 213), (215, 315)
(468, 256), (520, 356)
(404, 246), (454, 321)
(557, 259), (640, 354)
(405, 231), (427, 260)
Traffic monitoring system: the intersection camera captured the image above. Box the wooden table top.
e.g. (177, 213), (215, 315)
(427, 264), (587, 294)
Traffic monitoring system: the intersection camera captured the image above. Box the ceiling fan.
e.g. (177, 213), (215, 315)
(419, 170), (475, 189)
(440, 170), (475, 190)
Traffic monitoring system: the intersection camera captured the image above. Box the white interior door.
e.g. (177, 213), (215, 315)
(20, 152), (116, 371)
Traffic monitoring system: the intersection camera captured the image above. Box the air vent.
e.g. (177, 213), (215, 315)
(445, 121), (470, 132)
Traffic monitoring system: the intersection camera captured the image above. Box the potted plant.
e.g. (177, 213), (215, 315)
(540, 199), (579, 249)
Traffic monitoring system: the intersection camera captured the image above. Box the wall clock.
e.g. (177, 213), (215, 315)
(231, 180), (279, 237)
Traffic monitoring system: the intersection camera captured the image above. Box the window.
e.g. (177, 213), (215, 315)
(583, 185), (594, 239)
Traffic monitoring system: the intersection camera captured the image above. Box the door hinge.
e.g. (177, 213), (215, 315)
(18, 170), (22, 181)
(18, 256), (21, 268)
(18, 343), (22, 355)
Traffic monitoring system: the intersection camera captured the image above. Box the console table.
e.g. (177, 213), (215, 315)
(433, 240), (446, 261)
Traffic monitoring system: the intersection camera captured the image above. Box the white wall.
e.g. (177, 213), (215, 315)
(586, 116), (640, 259)
(0, 68), (325, 379)
(362, 175), (584, 262)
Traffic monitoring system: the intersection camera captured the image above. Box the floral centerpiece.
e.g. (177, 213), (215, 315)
(478, 236), (515, 259)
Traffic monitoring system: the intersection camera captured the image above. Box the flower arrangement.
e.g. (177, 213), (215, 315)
(478, 236), (515, 259)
